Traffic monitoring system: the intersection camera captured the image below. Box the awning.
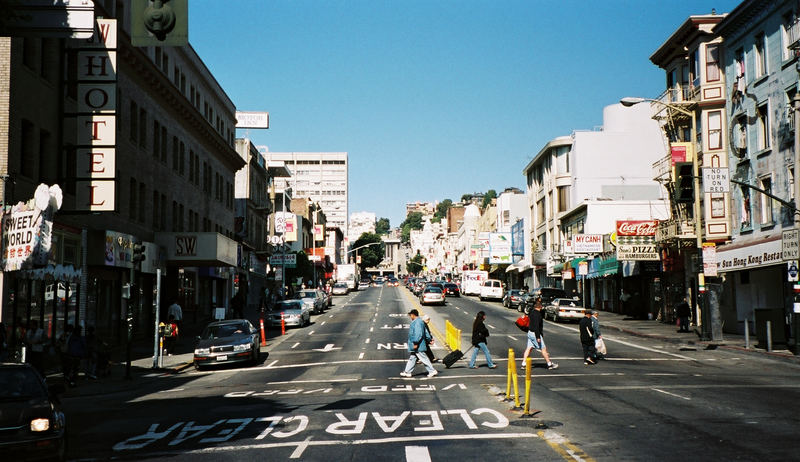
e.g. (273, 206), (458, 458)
(552, 262), (565, 272)
(569, 258), (588, 269)
(506, 260), (531, 273)
(586, 255), (619, 279)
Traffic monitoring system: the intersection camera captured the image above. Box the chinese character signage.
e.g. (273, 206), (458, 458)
(3, 184), (63, 271)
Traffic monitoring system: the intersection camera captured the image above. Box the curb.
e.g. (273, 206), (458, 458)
(603, 323), (800, 365)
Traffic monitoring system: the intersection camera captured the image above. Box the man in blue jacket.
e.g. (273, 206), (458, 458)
(401, 309), (438, 378)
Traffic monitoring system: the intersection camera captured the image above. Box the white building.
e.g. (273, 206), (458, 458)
(349, 211), (376, 242)
(260, 151), (349, 237)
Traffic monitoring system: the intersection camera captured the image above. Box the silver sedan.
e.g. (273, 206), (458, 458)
(267, 300), (311, 327)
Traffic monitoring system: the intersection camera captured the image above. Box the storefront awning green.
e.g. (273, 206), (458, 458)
(587, 255), (619, 279)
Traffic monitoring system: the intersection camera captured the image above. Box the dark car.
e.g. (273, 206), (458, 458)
(193, 319), (261, 369)
(522, 287), (567, 312)
(0, 363), (66, 461)
(443, 283), (460, 297)
(502, 289), (526, 309)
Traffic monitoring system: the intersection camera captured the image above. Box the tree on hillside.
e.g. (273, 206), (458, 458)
(352, 233), (384, 268)
(482, 189), (497, 208)
(375, 217), (390, 235)
(400, 211), (424, 243)
(434, 199), (452, 220)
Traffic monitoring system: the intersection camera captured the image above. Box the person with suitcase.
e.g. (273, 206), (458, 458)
(400, 309), (438, 378)
(468, 311), (497, 369)
(522, 298), (558, 370)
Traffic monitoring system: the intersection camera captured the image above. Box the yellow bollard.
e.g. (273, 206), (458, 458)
(505, 348), (521, 407)
(523, 357), (533, 415)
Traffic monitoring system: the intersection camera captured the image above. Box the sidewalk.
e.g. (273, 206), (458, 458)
(595, 309), (800, 365)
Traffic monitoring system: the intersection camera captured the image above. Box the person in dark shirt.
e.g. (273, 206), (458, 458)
(675, 297), (691, 332)
(580, 310), (596, 365)
(522, 298), (558, 370)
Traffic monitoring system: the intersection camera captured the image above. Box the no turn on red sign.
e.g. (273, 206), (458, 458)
(702, 167), (730, 193)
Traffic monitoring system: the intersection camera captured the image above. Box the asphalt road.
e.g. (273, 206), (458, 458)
(63, 285), (800, 461)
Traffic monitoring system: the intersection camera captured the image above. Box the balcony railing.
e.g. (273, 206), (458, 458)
(788, 17), (800, 51)
(652, 153), (671, 181)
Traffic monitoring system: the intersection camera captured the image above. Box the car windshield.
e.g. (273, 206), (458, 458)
(275, 301), (303, 311)
(424, 287), (443, 293)
(295, 291), (317, 299)
(200, 323), (249, 339)
(555, 298), (582, 306)
(0, 368), (47, 400)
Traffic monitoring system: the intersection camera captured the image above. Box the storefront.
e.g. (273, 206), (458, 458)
(586, 254), (619, 312)
(716, 236), (788, 338)
(155, 232), (238, 321)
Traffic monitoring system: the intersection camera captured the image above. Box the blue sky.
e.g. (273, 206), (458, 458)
(189, 0), (741, 228)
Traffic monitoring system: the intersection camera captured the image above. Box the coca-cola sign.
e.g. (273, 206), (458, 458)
(617, 220), (658, 236)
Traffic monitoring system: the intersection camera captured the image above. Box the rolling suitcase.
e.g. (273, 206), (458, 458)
(443, 346), (473, 368)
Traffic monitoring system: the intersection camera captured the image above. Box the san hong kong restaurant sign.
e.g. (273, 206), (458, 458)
(2, 184), (63, 271)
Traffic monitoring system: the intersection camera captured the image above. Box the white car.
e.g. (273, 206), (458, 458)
(419, 287), (445, 306)
(545, 298), (585, 322)
(479, 279), (503, 301)
(332, 282), (349, 295)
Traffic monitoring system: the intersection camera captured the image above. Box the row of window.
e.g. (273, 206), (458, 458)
(128, 178), (233, 237)
(153, 47), (235, 146)
(128, 99), (234, 208)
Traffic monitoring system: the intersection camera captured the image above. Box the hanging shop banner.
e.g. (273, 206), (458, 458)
(573, 234), (603, 253)
(715, 238), (782, 273)
(3, 184), (63, 271)
(314, 224), (325, 242)
(616, 244), (660, 261)
(616, 220), (658, 260)
(489, 232), (512, 264)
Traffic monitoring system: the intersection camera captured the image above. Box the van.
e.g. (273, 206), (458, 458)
(479, 279), (503, 301)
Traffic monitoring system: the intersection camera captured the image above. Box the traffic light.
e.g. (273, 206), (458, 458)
(132, 242), (146, 266)
(131, 0), (188, 47)
(674, 163), (694, 203)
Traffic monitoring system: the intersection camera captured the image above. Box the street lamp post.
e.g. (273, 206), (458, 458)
(621, 96), (709, 337)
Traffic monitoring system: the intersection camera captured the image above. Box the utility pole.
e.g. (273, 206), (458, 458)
(794, 91), (800, 354)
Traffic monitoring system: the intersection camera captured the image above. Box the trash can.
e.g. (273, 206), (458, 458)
(754, 308), (786, 348)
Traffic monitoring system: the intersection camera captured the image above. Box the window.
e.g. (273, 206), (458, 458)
(734, 114), (747, 155)
(139, 108), (147, 148)
(711, 194), (725, 218)
(139, 183), (146, 223)
(759, 176), (773, 225)
(129, 101), (138, 143)
(160, 126), (167, 163)
(152, 120), (160, 158)
(740, 186), (752, 230)
(172, 201), (178, 231)
(757, 102), (770, 150)
(39, 129), (52, 183)
(557, 186), (569, 212)
(179, 142), (185, 176)
(172, 136), (179, 171)
(20, 119), (34, 177)
(707, 111), (722, 150)
(178, 204), (184, 232)
(790, 165), (796, 202)
(787, 88), (797, 132)
(689, 48), (700, 87)
(536, 198), (545, 224)
(153, 190), (160, 230)
(735, 48), (745, 82)
(129, 178), (137, 220)
(706, 43), (720, 82)
(755, 33), (767, 78)
(160, 194), (167, 230)
(782, 11), (797, 61)
(22, 38), (37, 69)
(189, 150), (194, 183)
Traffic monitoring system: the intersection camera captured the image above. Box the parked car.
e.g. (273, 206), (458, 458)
(413, 280), (427, 296)
(294, 289), (327, 314)
(521, 287), (567, 313)
(0, 363), (66, 461)
(193, 319), (261, 369)
(267, 300), (312, 327)
(544, 298), (585, 322)
(479, 279), (503, 301)
(419, 286), (445, 306)
(443, 282), (460, 297)
(502, 289), (526, 309)
(332, 282), (349, 295)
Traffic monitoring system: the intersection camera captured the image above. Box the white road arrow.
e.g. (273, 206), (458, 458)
(312, 343), (341, 352)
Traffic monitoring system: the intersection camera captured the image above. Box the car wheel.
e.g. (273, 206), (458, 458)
(194, 362), (203, 371)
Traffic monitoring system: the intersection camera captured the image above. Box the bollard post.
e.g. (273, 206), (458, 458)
(158, 337), (163, 368)
(281, 312), (286, 336)
(522, 357), (533, 416)
(260, 317), (267, 347)
(504, 348), (521, 408)
(766, 320), (772, 352)
(505, 348), (513, 400)
(744, 318), (750, 349)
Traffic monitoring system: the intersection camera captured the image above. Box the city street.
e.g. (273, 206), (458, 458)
(62, 285), (800, 461)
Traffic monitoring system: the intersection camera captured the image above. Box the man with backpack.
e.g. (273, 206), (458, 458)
(522, 298), (558, 370)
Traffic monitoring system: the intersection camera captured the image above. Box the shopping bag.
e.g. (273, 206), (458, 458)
(515, 315), (529, 332)
(595, 338), (607, 355)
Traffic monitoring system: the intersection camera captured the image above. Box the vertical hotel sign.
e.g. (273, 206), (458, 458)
(74, 19), (117, 211)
